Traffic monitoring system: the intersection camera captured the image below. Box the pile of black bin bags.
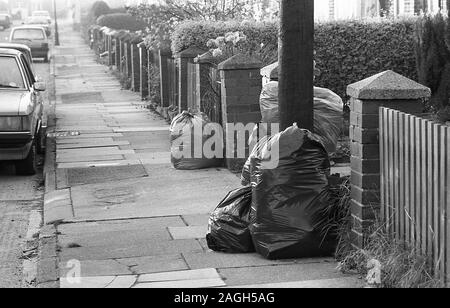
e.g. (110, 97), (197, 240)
(206, 124), (337, 260)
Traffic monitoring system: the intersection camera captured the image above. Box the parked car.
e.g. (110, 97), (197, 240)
(0, 14), (11, 30)
(0, 48), (46, 175)
(9, 26), (49, 62)
(26, 16), (52, 37)
(0, 43), (33, 70)
(31, 11), (52, 24)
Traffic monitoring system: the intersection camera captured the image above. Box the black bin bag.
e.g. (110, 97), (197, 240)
(248, 124), (336, 260)
(170, 111), (223, 170)
(206, 186), (255, 253)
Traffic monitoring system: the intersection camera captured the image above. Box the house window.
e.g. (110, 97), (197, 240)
(415, 0), (428, 13)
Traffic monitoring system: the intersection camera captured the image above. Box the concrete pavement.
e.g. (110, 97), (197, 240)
(42, 23), (363, 289)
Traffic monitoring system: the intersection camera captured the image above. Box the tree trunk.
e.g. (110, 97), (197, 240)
(278, 0), (314, 131)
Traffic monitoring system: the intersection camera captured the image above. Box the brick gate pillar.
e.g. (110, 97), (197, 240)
(347, 70), (431, 248)
(218, 54), (263, 171)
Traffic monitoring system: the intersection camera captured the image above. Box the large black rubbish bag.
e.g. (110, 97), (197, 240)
(206, 186), (255, 253)
(249, 124), (336, 260)
(259, 82), (344, 155)
(170, 111), (223, 170)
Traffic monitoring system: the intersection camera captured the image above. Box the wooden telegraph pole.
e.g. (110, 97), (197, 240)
(279, 0), (314, 131)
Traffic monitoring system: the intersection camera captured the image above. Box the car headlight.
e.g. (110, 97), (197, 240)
(0, 116), (32, 132)
(0, 117), (22, 131)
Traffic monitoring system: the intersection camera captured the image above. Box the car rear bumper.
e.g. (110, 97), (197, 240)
(30, 48), (49, 57)
(0, 132), (33, 160)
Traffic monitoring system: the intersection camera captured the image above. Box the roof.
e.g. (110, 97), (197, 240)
(12, 25), (46, 31)
(0, 48), (22, 56)
(0, 43), (31, 52)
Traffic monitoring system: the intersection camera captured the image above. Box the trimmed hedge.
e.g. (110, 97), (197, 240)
(97, 13), (147, 31)
(171, 18), (418, 100)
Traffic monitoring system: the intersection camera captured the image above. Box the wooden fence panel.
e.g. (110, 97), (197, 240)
(380, 107), (450, 285)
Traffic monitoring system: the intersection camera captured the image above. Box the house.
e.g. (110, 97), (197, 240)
(316, 0), (447, 20)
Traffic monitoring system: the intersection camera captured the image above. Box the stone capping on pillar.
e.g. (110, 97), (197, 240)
(175, 46), (206, 59)
(218, 53), (264, 71)
(346, 70), (431, 248)
(347, 70), (432, 100)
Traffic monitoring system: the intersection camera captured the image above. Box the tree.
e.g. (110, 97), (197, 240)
(0, 1), (8, 11)
(90, 1), (111, 21)
(279, 0), (314, 131)
(127, 0), (255, 49)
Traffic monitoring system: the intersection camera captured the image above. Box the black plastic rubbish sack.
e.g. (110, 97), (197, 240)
(170, 111), (223, 170)
(258, 82), (344, 155)
(247, 124), (336, 260)
(206, 186), (255, 253)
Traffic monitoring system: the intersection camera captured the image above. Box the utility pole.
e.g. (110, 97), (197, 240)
(278, 0), (314, 131)
(53, 0), (60, 46)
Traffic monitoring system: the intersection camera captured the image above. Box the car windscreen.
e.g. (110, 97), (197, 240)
(12, 29), (45, 40)
(28, 18), (48, 24)
(0, 57), (25, 89)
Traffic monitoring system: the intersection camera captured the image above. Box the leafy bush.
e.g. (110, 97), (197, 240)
(172, 18), (418, 100)
(172, 20), (278, 64)
(81, 1), (111, 41)
(91, 1), (111, 19)
(97, 13), (147, 31)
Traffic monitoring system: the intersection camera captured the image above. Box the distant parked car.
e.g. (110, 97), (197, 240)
(26, 16), (52, 37)
(0, 14), (11, 30)
(9, 26), (49, 62)
(31, 11), (52, 24)
(0, 48), (46, 175)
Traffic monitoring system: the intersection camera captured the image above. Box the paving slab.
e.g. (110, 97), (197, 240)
(57, 159), (141, 170)
(59, 239), (204, 262)
(56, 154), (124, 164)
(58, 217), (186, 235)
(59, 259), (132, 278)
(138, 268), (221, 283)
(233, 277), (364, 289)
(59, 228), (172, 248)
(69, 171), (238, 220)
(57, 141), (130, 149)
(169, 226), (207, 240)
(61, 92), (103, 105)
(218, 263), (345, 286)
(182, 214), (211, 227)
(116, 254), (189, 275)
(60, 275), (137, 289)
(181, 252), (329, 270)
(134, 278), (226, 289)
(64, 164), (148, 186)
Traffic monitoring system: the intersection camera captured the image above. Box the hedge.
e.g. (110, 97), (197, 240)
(97, 13), (147, 32)
(171, 18), (418, 100)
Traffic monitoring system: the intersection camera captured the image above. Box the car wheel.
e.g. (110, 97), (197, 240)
(36, 127), (46, 154)
(15, 143), (37, 176)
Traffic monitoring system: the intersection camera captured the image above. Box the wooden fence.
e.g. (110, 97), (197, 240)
(380, 107), (450, 283)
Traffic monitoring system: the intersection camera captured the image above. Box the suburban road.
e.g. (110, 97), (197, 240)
(0, 21), (52, 288)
